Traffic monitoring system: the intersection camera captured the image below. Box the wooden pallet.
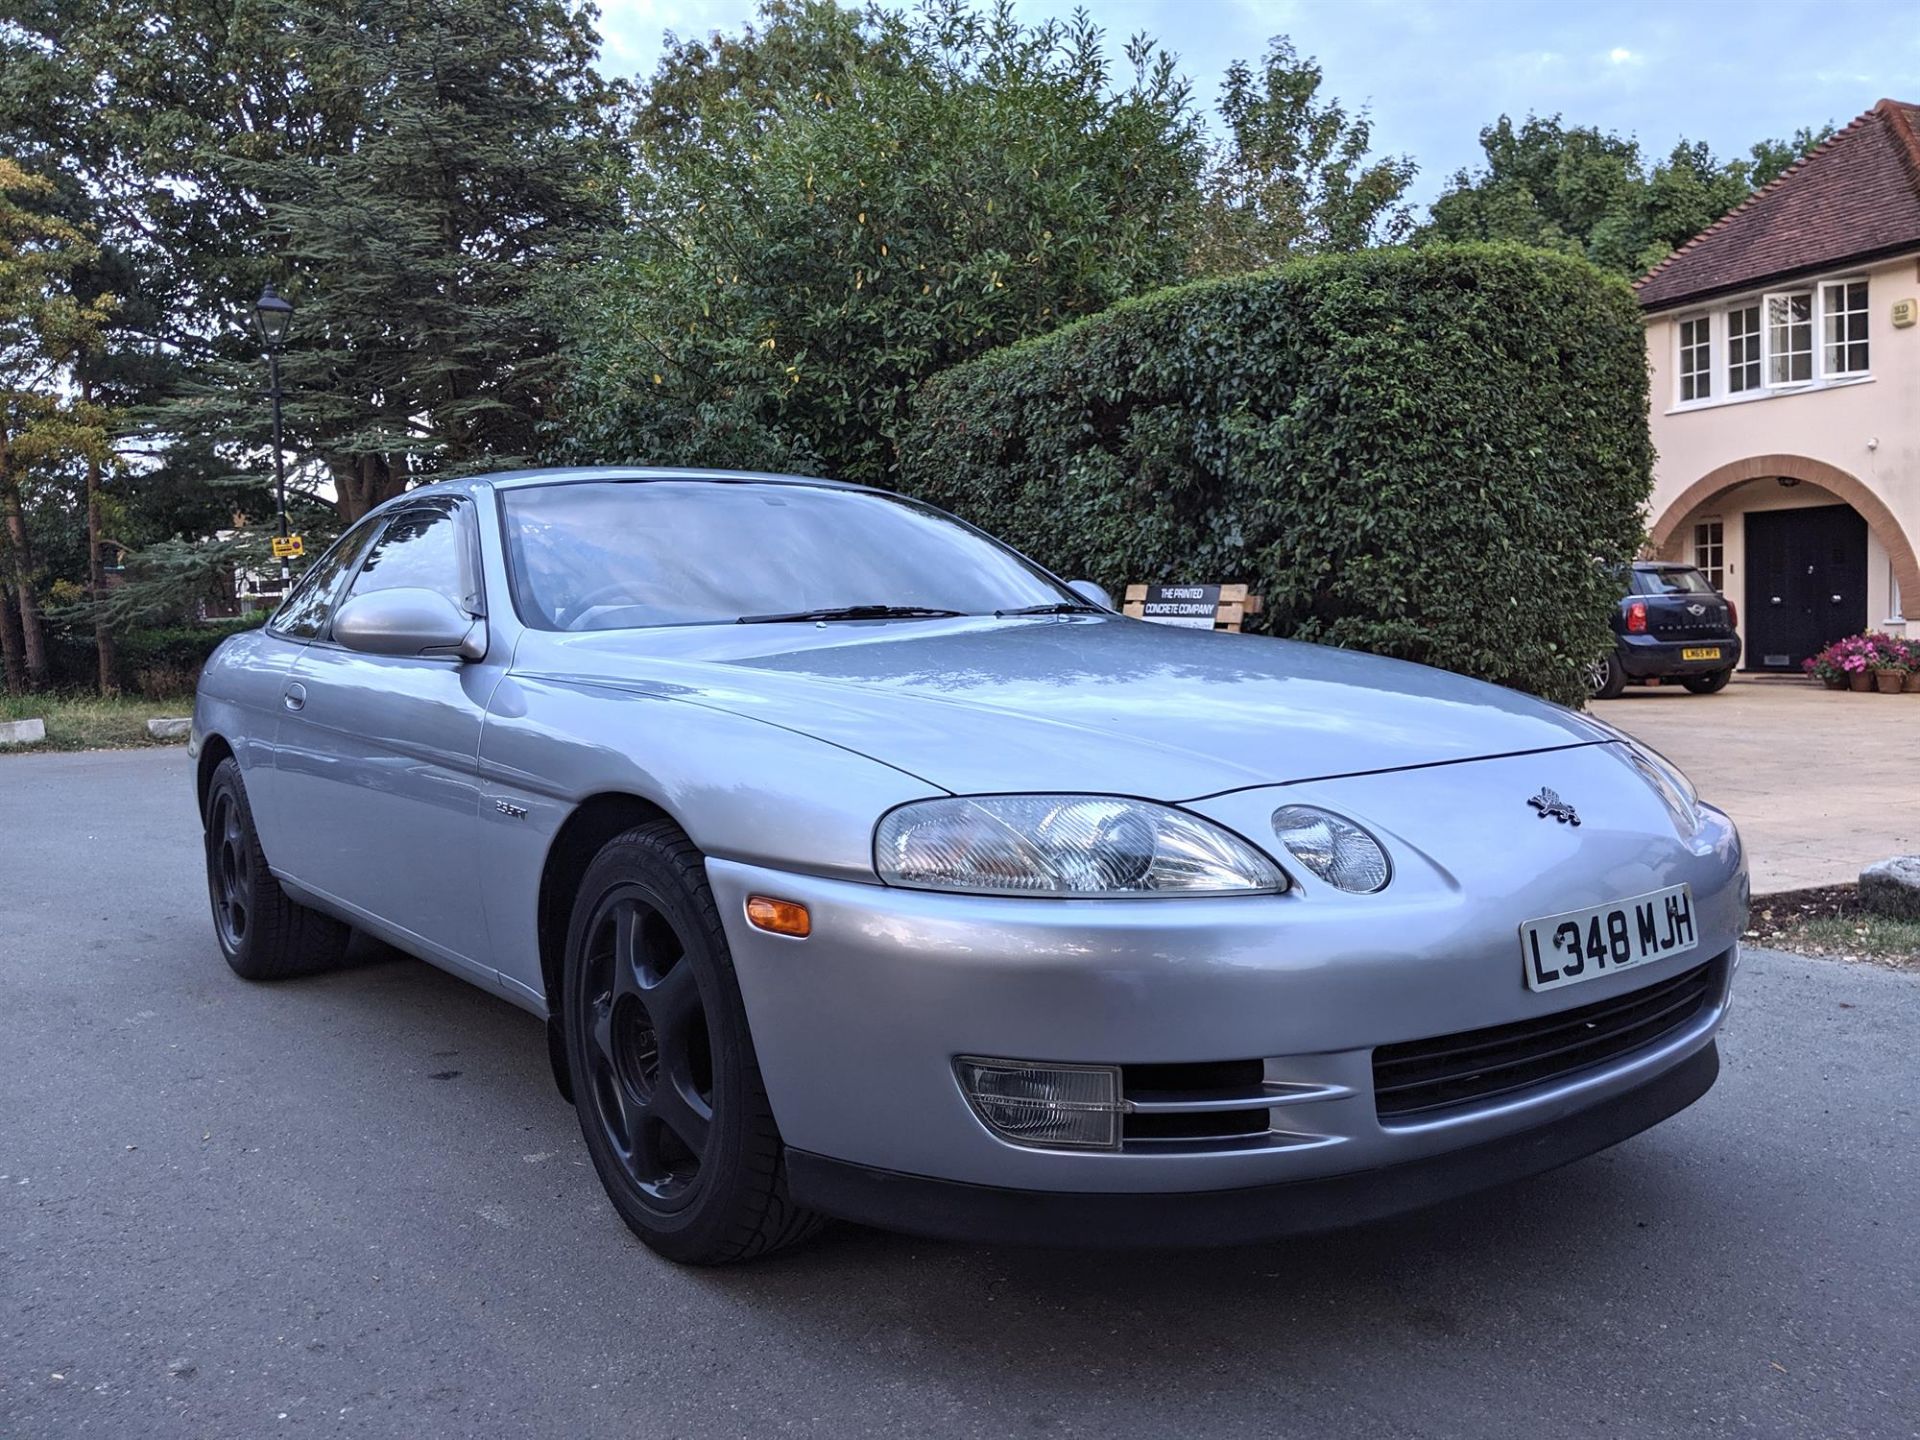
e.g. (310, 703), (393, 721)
(1122, 583), (1264, 633)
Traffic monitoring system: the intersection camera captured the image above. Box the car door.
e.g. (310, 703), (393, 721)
(272, 496), (500, 974)
(243, 513), (386, 855)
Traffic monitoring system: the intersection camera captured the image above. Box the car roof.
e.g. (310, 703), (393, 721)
(420, 466), (876, 496)
(354, 466), (884, 522)
(1632, 560), (1700, 571)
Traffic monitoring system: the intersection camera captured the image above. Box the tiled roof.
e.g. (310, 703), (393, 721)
(1636, 99), (1920, 311)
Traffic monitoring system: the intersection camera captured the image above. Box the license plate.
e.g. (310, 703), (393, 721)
(1521, 884), (1696, 992)
(1681, 647), (1721, 661)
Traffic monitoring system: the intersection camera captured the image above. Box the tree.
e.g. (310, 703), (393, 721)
(1747, 125), (1835, 188)
(553, 0), (1206, 484)
(1189, 38), (1416, 275)
(0, 158), (115, 690)
(178, 0), (624, 521)
(1424, 114), (1831, 277)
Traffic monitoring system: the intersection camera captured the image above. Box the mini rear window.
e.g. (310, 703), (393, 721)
(1634, 568), (1717, 597)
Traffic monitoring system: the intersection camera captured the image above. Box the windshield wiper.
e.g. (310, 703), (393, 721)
(736, 604), (968, 625)
(993, 601), (1104, 617)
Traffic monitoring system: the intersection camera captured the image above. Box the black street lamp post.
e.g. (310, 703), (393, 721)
(253, 283), (296, 588)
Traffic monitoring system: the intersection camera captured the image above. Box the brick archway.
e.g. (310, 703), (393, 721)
(1648, 453), (1920, 608)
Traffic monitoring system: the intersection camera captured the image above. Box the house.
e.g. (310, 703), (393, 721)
(1637, 97), (1920, 671)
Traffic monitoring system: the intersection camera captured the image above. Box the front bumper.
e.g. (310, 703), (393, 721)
(707, 746), (1745, 1236)
(783, 1043), (1720, 1247)
(1617, 633), (1743, 678)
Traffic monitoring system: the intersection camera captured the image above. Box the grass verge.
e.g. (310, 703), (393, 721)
(0, 692), (194, 753)
(1748, 884), (1920, 970)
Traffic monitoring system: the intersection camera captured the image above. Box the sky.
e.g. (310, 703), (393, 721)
(591, 0), (1920, 208)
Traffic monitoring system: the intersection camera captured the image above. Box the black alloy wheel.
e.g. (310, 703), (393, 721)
(201, 756), (350, 980)
(562, 821), (820, 1263)
(208, 783), (253, 954)
(580, 885), (716, 1210)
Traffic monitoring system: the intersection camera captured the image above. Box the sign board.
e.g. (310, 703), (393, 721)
(1136, 584), (1222, 628)
(1122, 583), (1263, 633)
(270, 534), (305, 560)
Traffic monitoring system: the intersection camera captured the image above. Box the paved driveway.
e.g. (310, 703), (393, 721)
(2, 748), (1917, 1438)
(1602, 677), (1918, 894)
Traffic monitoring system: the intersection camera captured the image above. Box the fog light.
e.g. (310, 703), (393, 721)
(954, 1057), (1124, 1151)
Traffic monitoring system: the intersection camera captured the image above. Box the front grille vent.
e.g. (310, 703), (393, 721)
(1121, 1059), (1268, 1143)
(1372, 958), (1719, 1121)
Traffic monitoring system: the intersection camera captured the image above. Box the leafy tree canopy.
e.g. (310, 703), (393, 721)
(1191, 38), (1416, 274)
(553, 0), (1209, 483)
(1424, 114), (1832, 276)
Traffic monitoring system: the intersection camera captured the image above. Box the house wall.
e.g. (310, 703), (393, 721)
(1644, 251), (1920, 638)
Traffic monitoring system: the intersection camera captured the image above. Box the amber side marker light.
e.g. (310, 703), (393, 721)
(746, 895), (811, 938)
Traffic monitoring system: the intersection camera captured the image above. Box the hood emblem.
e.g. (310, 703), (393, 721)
(1686, 602), (1706, 616)
(1528, 788), (1580, 826)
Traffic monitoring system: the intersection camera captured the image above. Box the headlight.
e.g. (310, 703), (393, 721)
(874, 795), (1285, 897)
(1619, 740), (1702, 834)
(1269, 805), (1391, 893)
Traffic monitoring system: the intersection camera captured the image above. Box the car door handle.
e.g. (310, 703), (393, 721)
(1831, 594), (1844, 603)
(1770, 596), (1782, 605)
(284, 682), (307, 712)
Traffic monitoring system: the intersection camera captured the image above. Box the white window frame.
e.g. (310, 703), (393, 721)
(1725, 302), (1762, 394)
(1821, 277), (1870, 377)
(1691, 518), (1724, 592)
(1662, 266), (1877, 414)
(1676, 313), (1713, 404)
(1762, 289), (1815, 388)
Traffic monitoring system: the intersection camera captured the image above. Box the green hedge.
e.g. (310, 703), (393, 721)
(43, 618), (260, 696)
(897, 243), (1651, 706)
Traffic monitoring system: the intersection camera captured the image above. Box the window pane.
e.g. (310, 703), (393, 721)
(271, 516), (380, 640)
(1850, 341), (1869, 371)
(502, 481), (1078, 631)
(349, 506), (465, 606)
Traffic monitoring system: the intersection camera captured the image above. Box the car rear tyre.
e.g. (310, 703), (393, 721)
(204, 757), (351, 980)
(1682, 668), (1734, 695)
(1589, 653), (1627, 701)
(562, 820), (822, 1265)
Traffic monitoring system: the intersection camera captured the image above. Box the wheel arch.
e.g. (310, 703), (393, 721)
(536, 791), (682, 1097)
(195, 732), (237, 823)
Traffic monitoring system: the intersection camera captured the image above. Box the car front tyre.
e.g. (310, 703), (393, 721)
(204, 757), (351, 980)
(1682, 667), (1734, 695)
(1589, 652), (1628, 701)
(562, 821), (821, 1265)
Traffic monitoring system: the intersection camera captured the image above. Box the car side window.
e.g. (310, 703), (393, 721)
(269, 515), (382, 641)
(345, 503), (472, 612)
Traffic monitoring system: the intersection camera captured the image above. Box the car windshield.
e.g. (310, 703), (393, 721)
(1635, 567), (1717, 597)
(501, 479), (1080, 631)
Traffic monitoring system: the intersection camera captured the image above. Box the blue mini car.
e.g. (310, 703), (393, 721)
(1591, 563), (1742, 700)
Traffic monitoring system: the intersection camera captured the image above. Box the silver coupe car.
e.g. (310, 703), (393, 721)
(191, 468), (1747, 1264)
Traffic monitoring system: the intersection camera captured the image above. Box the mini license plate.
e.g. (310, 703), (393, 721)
(1521, 884), (1696, 992)
(1681, 646), (1722, 661)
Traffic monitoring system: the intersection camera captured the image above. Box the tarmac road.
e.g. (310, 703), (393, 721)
(2, 748), (1916, 1438)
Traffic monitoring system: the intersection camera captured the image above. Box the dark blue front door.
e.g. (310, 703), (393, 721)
(1744, 503), (1867, 671)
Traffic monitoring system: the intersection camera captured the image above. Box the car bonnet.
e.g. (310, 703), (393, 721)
(515, 615), (1612, 801)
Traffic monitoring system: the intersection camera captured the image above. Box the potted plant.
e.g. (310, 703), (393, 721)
(1870, 632), (1910, 693)
(1836, 635), (1876, 691)
(1803, 643), (1849, 690)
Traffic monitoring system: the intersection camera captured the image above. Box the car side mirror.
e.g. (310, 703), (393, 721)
(334, 587), (485, 660)
(1067, 579), (1114, 610)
